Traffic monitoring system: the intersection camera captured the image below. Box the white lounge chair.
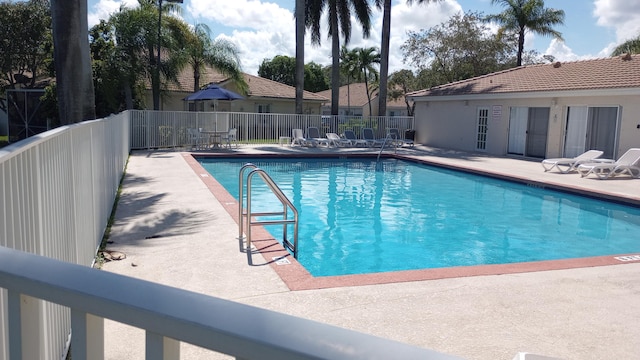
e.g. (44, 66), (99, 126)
(343, 130), (367, 147)
(362, 128), (388, 147)
(291, 128), (316, 147)
(388, 128), (412, 147)
(541, 150), (604, 173)
(326, 133), (352, 147)
(307, 127), (330, 146)
(576, 148), (640, 179)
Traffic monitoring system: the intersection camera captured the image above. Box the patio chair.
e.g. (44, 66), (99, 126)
(307, 126), (330, 146)
(343, 130), (368, 147)
(576, 148), (640, 179)
(291, 128), (317, 147)
(187, 128), (207, 150)
(541, 150), (604, 173)
(362, 128), (386, 147)
(326, 133), (352, 147)
(387, 128), (414, 148)
(220, 128), (238, 149)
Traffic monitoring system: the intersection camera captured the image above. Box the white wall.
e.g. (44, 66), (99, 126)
(414, 94), (640, 158)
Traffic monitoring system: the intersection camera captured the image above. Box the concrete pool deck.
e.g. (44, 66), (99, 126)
(102, 145), (640, 360)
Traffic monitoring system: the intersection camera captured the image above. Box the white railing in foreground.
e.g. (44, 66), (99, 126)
(0, 246), (463, 360)
(129, 110), (414, 150)
(0, 110), (452, 360)
(0, 112), (130, 360)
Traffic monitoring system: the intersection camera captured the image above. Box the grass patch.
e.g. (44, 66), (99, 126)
(0, 135), (8, 148)
(93, 155), (130, 269)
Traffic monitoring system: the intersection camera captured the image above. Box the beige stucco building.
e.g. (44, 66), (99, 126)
(408, 54), (640, 159)
(147, 68), (327, 115)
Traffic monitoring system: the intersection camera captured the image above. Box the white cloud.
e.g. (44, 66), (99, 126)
(543, 38), (611, 62)
(594, 0), (640, 43)
(86, 0), (469, 75)
(217, 0), (464, 75)
(188, 0), (292, 31)
(88, 0), (138, 27)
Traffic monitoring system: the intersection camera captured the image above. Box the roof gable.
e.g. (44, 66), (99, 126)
(316, 83), (406, 108)
(168, 66), (327, 102)
(239, 73), (327, 102)
(317, 83), (372, 107)
(409, 54), (640, 98)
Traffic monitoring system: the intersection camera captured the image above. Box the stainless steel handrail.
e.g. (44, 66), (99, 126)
(238, 163), (299, 259)
(377, 133), (397, 162)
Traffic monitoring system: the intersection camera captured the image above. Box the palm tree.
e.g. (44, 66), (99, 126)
(375, 0), (440, 118)
(110, 0), (187, 110)
(306, 0), (372, 116)
(51, 0), (96, 123)
(295, 0), (305, 114)
(486, 0), (565, 66)
(354, 46), (380, 117)
(340, 46), (359, 115)
(182, 23), (246, 93)
(611, 35), (640, 56)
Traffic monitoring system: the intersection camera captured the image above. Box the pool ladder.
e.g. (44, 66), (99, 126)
(376, 133), (398, 163)
(238, 163), (299, 261)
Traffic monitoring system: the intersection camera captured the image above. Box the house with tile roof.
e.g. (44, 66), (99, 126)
(147, 67), (328, 115)
(407, 54), (640, 159)
(317, 83), (409, 117)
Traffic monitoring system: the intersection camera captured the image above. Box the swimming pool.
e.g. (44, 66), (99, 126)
(199, 157), (640, 277)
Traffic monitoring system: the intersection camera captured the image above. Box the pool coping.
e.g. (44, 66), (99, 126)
(184, 152), (640, 291)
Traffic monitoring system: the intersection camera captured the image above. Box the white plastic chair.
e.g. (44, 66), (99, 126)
(187, 128), (206, 150)
(220, 128), (238, 148)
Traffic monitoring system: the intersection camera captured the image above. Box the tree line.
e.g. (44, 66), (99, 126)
(2, 0), (640, 125)
(1, 0), (245, 124)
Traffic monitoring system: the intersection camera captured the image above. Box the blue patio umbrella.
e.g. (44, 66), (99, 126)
(183, 84), (244, 101)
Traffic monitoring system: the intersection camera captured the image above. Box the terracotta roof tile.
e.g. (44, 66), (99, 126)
(241, 73), (327, 102)
(409, 54), (640, 97)
(316, 83), (405, 108)
(317, 83), (371, 107)
(167, 66), (327, 102)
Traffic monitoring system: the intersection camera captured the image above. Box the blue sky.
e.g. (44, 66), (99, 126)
(87, 0), (640, 75)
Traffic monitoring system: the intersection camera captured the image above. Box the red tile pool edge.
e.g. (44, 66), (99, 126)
(183, 153), (640, 291)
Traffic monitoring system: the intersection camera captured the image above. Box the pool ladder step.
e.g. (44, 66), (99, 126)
(238, 163), (299, 260)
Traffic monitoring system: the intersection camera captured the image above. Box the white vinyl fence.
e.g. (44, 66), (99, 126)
(0, 112), (130, 359)
(129, 110), (414, 149)
(1, 110), (459, 360)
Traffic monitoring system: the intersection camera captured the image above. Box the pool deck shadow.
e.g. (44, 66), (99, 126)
(102, 146), (640, 360)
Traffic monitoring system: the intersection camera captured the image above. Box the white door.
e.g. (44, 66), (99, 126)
(564, 106), (588, 158)
(508, 107), (528, 155)
(476, 107), (489, 150)
(564, 106), (619, 158)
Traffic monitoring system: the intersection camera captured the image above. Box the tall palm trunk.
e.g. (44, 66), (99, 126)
(377, 0), (391, 117)
(194, 65), (201, 91)
(295, 0), (305, 114)
(51, 0), (96, 124)
(330, 10), (340, 117)
(363, 70), (372, 117)
(517, 25), (525, 66)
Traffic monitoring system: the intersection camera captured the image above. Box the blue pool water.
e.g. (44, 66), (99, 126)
(199, 157), (640, 277)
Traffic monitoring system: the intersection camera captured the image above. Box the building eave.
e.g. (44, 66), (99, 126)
(408, 87), (640, 102)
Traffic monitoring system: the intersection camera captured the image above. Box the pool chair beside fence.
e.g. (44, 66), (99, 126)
(307, 126), (331, 147)
(327, 132), (353, 147)
(220, 128), (238, 148)
(291, 128), (317, 147)
(343, 130), (368, 147)
(576, 148), (640, 179)
(362, 128), (387, 148)
(541, 150), (604, 173)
